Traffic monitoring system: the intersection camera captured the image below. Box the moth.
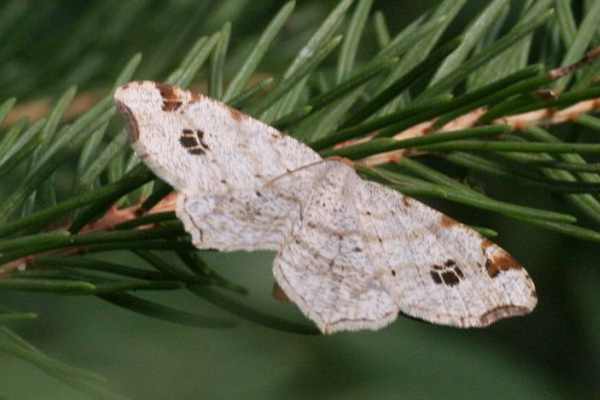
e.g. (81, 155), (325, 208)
(114, 81), (537, 334)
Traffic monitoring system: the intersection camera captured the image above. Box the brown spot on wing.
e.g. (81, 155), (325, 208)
(228, 106), (245, 122)
(179, 128), (209, 155)
(430, 271), (442, 284)
(431, 261), (465, 286)
(440, 215), (459, 228)
(492, 252), (522, 270)
(401, 196), (412, 208)
(155, 82), (183, 111)
(116, 102), (140, 142)
(441, 271), (460, 286)
(196, 129), (209, 149)
(454, 266), (464, 279)
(485, 249), (522, 278)
(180, 136), (198, 148)
(164, 100), (183, 111)
(479, 305), (531, 326)
(485, 259), (500, 278)
(481, 239), (494, 250)
(272, 282), (290, 303)
(156, 83), (177, 99)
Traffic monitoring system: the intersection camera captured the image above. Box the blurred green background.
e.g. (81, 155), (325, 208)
(1, 0), (600, 399)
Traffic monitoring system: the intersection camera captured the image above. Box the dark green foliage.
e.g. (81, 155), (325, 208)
(1, 1), (600, 398)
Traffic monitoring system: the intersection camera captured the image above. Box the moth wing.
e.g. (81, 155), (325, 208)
(179, 97), (321, 189)
(178, 157), (536, 333)
(274, 162), (536, 333)
(353, 177), (537, 328)
(176, 162), (321, 252)
(179, 160), (399, 333)
(114, 81), (320, 196)
(272, 162), (400, 334)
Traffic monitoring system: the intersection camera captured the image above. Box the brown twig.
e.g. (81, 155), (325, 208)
(0, 193), (178, 277)
(354, 46), (600, 166)
(355, 97), (600, 167)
